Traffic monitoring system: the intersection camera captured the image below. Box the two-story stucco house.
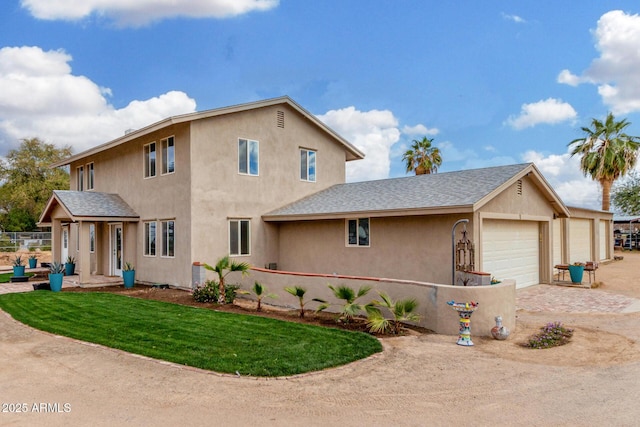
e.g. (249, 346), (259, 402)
(39, 96), (613, 291)
(39, 97), (364, 287)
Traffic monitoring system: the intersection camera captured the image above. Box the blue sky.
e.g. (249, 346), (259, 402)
(1, 1), (640, 210)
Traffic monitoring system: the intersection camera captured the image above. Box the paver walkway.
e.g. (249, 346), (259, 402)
(516, 284), (640, 313)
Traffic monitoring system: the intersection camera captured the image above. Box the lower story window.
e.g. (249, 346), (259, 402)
(161, 220), (175, 257)
(229, 219), (250, 256)
(347, 218), (370, 247)
(145, 221), (156, 256)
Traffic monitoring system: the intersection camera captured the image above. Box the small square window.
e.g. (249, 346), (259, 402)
(347, 218), (370, 247)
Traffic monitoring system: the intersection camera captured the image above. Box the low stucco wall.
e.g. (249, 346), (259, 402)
(234, 268), (516, 337)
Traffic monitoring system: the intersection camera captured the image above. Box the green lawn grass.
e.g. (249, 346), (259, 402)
(0, 272), (34, 283)
(0, 292), (382, 376)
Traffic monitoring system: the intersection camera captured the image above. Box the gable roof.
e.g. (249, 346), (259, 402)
(264, 163), (570, 220)
(50, 96), (364, 167)
(38, 190), (139, 225)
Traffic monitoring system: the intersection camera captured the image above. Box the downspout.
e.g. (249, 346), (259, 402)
(452, 219), (469, 285)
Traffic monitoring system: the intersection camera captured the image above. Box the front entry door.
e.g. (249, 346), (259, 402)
(111, 224), (123, 276)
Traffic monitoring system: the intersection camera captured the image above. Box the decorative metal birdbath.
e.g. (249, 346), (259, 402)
(447, 301), (479, 346)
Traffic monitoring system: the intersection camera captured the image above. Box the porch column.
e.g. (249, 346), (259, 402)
(52, 218), (61, 263)
(79, 221), (91, 284)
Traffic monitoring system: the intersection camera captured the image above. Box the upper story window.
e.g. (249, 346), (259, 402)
(238, 139), (259, 176)
(144, 142), (156, 178)
(87, 163), (94, 190)
(77, 166), (84, 191)
(161, 136), (175, 175)
(300, 149), (316, 182)
(347, 218), (370, 247)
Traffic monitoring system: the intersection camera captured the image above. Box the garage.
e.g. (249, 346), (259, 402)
(482, 219), (540, 289)
(599, 220), (608, 261)
(569, 218), (592, 263)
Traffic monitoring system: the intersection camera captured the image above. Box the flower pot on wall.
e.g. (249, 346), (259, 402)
(568, 265), (584, 284)
(49, 273), (64, 292)
(123, 270), (135, 288)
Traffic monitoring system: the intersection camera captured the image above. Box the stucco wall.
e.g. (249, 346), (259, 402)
(234, 268), (516, 337)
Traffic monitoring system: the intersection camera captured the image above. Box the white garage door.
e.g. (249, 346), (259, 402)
(483, 220), (539, 289)
(599, 220), (608, 261)
(569, 219), (592, 263)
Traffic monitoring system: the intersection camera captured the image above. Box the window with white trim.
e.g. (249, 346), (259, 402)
(87, 163), (94, 190)
(144, 221), (157, 256)
(238, 139), (259, 176)
(300, 149), (316, 182)
(77, 166), (84, 191)
(89, 224), (95, 253)
(347, 218), (370, 247)
(229, 219), (250, 256)
(144, 142), (156, 178)
(161, 220), (175, 257)
(161, 136), (175, 175)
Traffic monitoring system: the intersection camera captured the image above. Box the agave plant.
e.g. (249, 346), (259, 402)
(249, 281), (277, 311)
(12, 255), (24, 267)
(48, 262), (65, 274)
(285, 286), (307, 318)
(365, 292), (421, 334)
(314, 284), (371, 323)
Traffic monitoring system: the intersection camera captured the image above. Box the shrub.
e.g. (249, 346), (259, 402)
(285, 286), (307, 318)
(193, 280), (239, 304)
(314, 284), (371, 323)
(525, 321), (574, 349)
(365, 292), (421, 335)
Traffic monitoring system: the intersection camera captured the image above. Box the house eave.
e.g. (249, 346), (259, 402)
(263, 205), (475, 222)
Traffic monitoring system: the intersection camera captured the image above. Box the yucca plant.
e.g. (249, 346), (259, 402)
(365, 292), (421, 334)
(285, 286), (307, 318)
(48, 262), (65, 274)
(204, 255), (250, 304)
(314, 284), (371, 323)
(249, 281), (277, 311)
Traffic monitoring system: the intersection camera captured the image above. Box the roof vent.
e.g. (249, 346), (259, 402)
(517, 179), (523, 195)
(276, 110), (284, 128)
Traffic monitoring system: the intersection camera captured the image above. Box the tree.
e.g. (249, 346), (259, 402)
(284, 286), (307, 318)
(402, 137), (442, 175)
(568, 113), (640, 211)
(612, 171), (640, 215)
(0, 138), (71, 231)
(314, 284), (371, 323)
(203, 255), (250, 304)
(365, 292), (421, 335)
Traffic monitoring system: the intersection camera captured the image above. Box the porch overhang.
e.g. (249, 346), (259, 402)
(38, 190), (140, 226)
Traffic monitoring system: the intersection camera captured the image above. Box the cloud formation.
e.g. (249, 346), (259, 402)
(558, 10), (640, 114)
(402, 124), (439, 136)
(318, 107), (401, 182)
(21, 0), (279, 27)
(505, 98), (577, 130)
(0, 46), (196, 155)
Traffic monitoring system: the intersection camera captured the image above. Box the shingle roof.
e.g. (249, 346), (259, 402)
(53, 190), (139, 218)
(266, 163), (533, 218)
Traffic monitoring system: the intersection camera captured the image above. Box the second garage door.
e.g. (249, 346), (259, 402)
(483, 219), (540, 289)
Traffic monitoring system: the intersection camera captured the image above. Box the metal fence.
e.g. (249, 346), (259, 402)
(0, 231), (52, 252)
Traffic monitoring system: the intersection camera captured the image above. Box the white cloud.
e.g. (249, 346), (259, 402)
(559, 10), (640, 114)
(318, 106), (400, 182)
(505, 98), (577, 130)
(0, 46), (196, 155)
(402, 124), (439, 136)
(21, 0), (279, 27)
(522, 150), (602, 210)
(501, 13), (526, 24)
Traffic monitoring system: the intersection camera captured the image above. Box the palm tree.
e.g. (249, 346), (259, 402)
(204, 255), (250, 304)
(569, 112), (640, 211)
(284, 286), (307, 318)
(365, 292), (421, 335)
(402, 137), (442, 175)
(314, 284), (372, 323)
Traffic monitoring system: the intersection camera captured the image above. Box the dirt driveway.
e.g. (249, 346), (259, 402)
(2, 254), (640, 426)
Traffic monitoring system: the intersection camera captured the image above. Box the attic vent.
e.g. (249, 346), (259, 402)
(516, 179), (523, 195)
(276, 110), (285, 128)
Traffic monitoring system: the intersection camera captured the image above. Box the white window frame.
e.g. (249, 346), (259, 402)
(87, 163), (94, 190)
(161, 136), (175, 175)
(346, 218), (370, 247)
(144, 142), (157, 178)
(144, 221), (157, 257)
(300, 148), (317, 182)
(161, 219), (175, 258)
(229, 219), (251, 256)
(238, 138), (259, 176)
(76, 166), (84, 191)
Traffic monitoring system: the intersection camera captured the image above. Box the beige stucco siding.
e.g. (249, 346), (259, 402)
(479, 176), (556, 218)
(277, 214), (472, 285)
(189, 104), (348, 271)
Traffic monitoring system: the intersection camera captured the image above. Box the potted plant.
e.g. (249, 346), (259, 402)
(48, 262), (65, 292)
(12, 255), (25, 277)
(65, 256), (76, 276)
(28, 254), (38, 269)
(122, 262), (135, 288)
(568, 262), (585, 284)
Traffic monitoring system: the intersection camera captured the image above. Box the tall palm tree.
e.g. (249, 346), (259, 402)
(402, 137), (442, 175)
(568, 112), (640, 211)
